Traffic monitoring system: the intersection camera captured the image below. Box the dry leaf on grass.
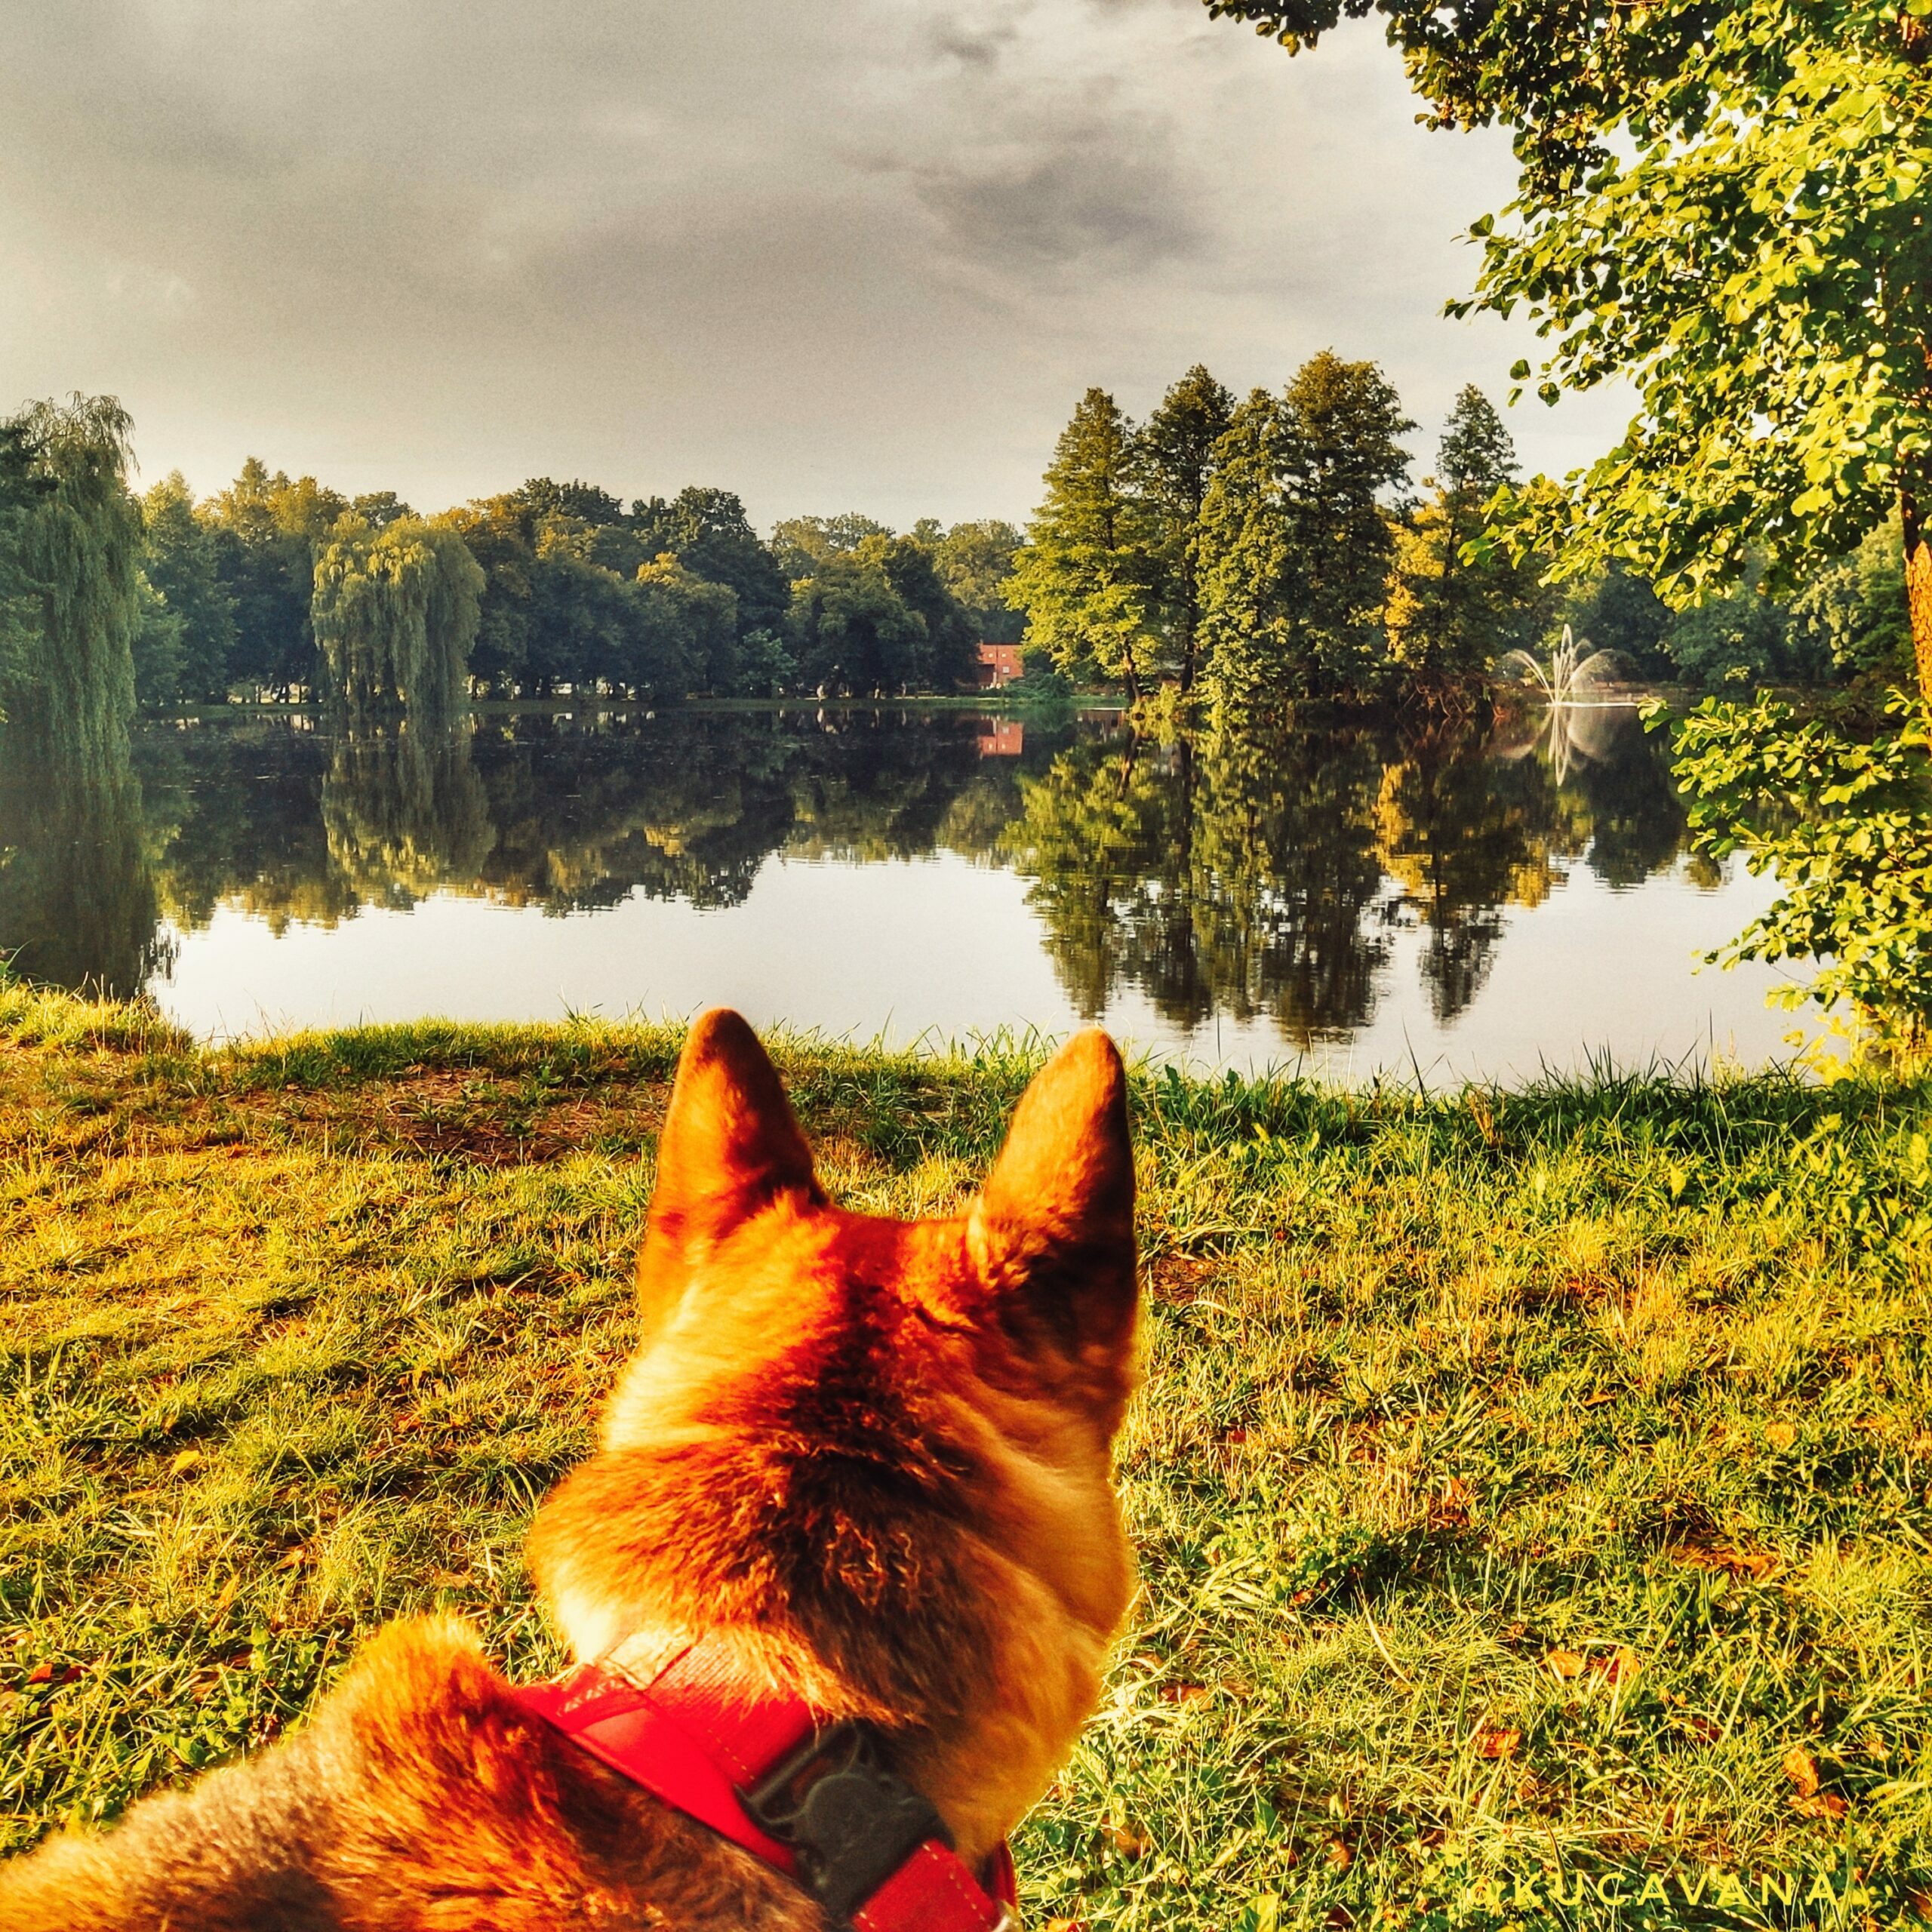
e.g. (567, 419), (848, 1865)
(1783, 1746), (1822, 1797)
(1475, 1726), (1520, 1759)
(1792, 1792), (1848, 1820)
(168, 1448), (204, 1476)
(1101, 1823), (1150, 1859)
(1544, 1649), (1586, 1679)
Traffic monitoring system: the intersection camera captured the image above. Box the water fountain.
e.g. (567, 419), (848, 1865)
(1494, 627), (1638, 781)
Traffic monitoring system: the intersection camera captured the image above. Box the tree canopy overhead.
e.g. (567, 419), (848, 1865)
(1203, 0), (1932, 689)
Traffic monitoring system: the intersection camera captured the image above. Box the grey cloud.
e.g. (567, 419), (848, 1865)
(915, 140), (1205, 271)
(0, 0), (1629, 525)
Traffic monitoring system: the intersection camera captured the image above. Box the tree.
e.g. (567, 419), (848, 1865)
(311, 517), (484, 722)
(859, 534), (977, 690)
(1135, 365), (1235, 691)
(633, 488), (790, 639)
(633, 554), (736, 696)
(0, 395), (142, 775)
(139, 473), (236, 705)
(1201, 0), (1932, 695)
(1006, 389), (1158, 699)
(926, 519), (1025, 645)
(769, 513), (895, 584)
(1792, 518), (1913, 687)
(1385, 386), (1539, 691)
(1285, 350), (1415, 681)
(1197, 389), (1305, 707)
(513, 477), (626, 527)
(1197, 354), (1414, 705)
(786, 553), (928, 694)
(202, 458), (346, 697)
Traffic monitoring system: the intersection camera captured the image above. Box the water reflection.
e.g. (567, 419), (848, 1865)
(0, 702), (1721, 1063)
(0, 732), (171, 1000)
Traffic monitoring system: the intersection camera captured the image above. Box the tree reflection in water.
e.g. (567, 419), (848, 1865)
(0, 703), (1696, 1038)
(0, 746), (171, 1000)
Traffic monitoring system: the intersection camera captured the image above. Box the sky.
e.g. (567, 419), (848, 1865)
(0, 0), (1631, 530)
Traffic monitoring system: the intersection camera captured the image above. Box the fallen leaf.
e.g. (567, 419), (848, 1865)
(1102, 1823), (1150, 1859)
(1159, 1682), (1212, 1706)
(1792, 1791), (1848, 1821)
(23, 1663), (52, 1686)
(168, 1449), (205, 1477)
(1671, 1543), (1777, 1581)
(1544, 1649), (1586, 1679)
(1765, 1420), (1797, 1450)
(1783, 1746), (1822, 1797)
(1475, 1726), (1520, 1759)
(1325, 1838), (1353, 1870)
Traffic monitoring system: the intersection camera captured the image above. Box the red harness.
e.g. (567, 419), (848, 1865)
(513, 1636), (1018, 1930)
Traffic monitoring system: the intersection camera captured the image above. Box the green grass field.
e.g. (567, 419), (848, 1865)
(3, 983), (1930, 1929)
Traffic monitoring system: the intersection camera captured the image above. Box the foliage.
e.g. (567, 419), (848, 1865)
(785, 552), (932, 695)
(632, 487), (790, 641)
(137, 475), (237, 708)
(1007, 388), (1160, 699)
(0, 397), (142, 777)
(311, 518), (485, 723)
(769, 512), (895, 585)
(1136, 367), (1236, 693)
(919, 518), (1026, 646)
(1203, 0), (1932, 694)
(1668, 689), (1932, 1048)
(1791, 516), (1915, 687)
(4, 998), (1932, 1926)
(1386, 386), (1546, 691)
(1197, 354), (1414, 707)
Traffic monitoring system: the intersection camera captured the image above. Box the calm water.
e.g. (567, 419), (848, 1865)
(0, 705), (1803, 1080)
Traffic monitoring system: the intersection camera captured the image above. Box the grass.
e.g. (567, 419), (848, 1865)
(2, 983), (1930, 1928)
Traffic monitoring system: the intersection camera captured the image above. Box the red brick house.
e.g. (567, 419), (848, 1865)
(975, 643), (1023, 689)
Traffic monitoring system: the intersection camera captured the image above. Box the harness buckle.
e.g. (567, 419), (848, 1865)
(741, 1720), (950, 1923)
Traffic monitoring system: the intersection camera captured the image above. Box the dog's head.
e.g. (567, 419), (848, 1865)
(528, 1009), (1138, 1854)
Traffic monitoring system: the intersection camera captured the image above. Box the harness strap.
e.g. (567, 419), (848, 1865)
(513, 1636), (1017, 1930)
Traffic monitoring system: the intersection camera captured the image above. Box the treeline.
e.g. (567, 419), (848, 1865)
(0, 395), (1028, 722)
(1008, 357), (1914, 706)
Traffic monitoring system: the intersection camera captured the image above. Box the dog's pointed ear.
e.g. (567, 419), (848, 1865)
(640, 1011), (820, 1305)
(968, 1030), (1137, 1370)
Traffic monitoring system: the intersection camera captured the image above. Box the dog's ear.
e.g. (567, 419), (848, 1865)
(639, 1010), (820, 1310)
(968, 1030), (1137, 1374)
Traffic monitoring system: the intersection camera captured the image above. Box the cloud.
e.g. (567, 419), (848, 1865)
(0, 0), (1632, 524)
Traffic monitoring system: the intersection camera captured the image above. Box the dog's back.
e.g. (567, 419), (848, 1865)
(0, 1012), (1139, 1930)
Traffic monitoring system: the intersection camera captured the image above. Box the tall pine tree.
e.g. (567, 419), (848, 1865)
(1136, 365), (1235, 693)
(1006, 389), (1157, 699)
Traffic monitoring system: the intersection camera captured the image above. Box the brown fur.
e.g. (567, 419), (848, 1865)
(0, 1012), (1139, 1930)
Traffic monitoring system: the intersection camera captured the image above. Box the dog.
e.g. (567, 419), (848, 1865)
(0, 1011), (1139, 1930)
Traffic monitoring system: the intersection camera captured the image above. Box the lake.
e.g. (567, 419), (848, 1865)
(0, 703), (1802, 1081)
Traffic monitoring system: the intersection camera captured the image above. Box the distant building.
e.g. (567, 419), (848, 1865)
(975, 643), (1023, 689)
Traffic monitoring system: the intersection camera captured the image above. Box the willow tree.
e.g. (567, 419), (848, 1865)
(0, 396), (141, 777)
(312, 517), (484, 722)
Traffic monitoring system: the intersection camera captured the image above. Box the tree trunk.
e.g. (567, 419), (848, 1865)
(1906, 487), (1932, 706)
